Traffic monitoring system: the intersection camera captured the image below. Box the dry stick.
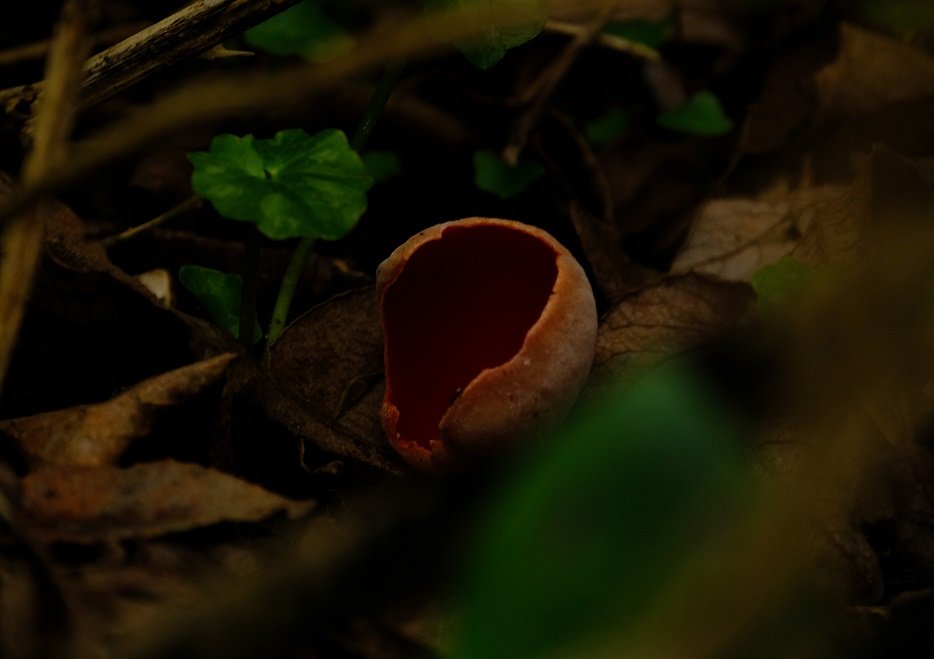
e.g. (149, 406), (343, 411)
(0, 4), (95, 654)
(502, 3), (620, 166)
(0, 0), (620, 226)
(102, 194), (203, 246)
(0, 0), (303, 111)
(0, 0), (93, 393)
(543, 19), (660, 61)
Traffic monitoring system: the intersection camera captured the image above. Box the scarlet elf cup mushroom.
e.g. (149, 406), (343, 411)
(377, 218), (598, 472)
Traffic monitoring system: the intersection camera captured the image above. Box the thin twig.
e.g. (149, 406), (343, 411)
(102, 194), (202, 247)
(544, 19), (660, 61)
(0, 0), (93, 393)
(503, 3), (621, 165)
(0, 1), (616, 227)
(0, 0), (302, 111)
(200, 45), (256, 60)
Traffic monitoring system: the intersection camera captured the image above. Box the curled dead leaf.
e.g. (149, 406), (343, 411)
(595, 274), (754, 378)
(268, 288), (404, 472)
(20, 460), (315, 542)
(672, 175), (869, 282)
(0, 353), (237, 469)
(815, 23), (934, 119)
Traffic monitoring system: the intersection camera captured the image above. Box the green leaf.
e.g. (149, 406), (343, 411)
(188, 128), (374, 241)
(179, 265), (260, 340)
(421, 0), (546, 69)
(453, 363), (752, 659)
(473, 149), (545, 198)
(362, 150), (401, 182)
(244, 0), (352, 61)
(603, 17), (672, 49)
(584, 108), (631, 146)
(657, 91), (733, 136)
(751, 256), (825, 313)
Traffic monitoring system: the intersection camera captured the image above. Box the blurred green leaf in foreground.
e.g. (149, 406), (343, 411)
(453, 363), (756, 658)
(752, 256), (838, 316)
(244, 0), (353, 60)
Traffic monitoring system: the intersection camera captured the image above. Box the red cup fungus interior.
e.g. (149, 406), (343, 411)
(382, 224), (559, 450)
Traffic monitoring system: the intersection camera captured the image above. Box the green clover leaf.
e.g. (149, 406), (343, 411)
(178, 265), (261, 341)
(657, 91), (733, 137)
(473, 149), (545, 198)
(188, 128), (373, 241)
(421, 0), (546, 69)
(604, 17), (672, 50)
(584, 108), (631, 146)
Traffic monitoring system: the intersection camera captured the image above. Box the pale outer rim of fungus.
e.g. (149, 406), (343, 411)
(377, 217), (598, 472)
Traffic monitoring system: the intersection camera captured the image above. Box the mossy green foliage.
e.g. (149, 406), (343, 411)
(454, 363), (753, 658)
(604, 17), (672, 49)
(188, 128), (373, 241)
(244, 0), (351, 60)
(421, 0), (546, 69)
(584, 108), (631, 146)
(473, 149), (545, 198)
(752, 256), (827, 314)
(178, 266), (261, 340)
(657, 91), (733, 136)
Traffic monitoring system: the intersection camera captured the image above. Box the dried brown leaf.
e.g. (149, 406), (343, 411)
(0, 563), (45, 659)
(21, 460), (314, 541)
(889, 445), (934, 576)
(745, 34), (830, 155)
(761, 434), (880, 608)
(0, 524), (76, 657)
(672, 176), (869, 281)
(269, 288), (403, 472)
(70, 542), (271, 650)
(40, 190), (240, 348)
(815, 23), (934, 118)
(1, 354), (236, 469)
(570, 201), (648, 304)
(530, 115), (647, 304)
(594, 273), (753, 377)
(74, 564), (201, 651)
(378, 596), (456, 657)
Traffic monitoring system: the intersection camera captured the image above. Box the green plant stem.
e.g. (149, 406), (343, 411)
(263, 59), (404, 362)
(351, 58), (404, 152)
(240, 231), (261, 348)
(265, 236), (315, 359)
